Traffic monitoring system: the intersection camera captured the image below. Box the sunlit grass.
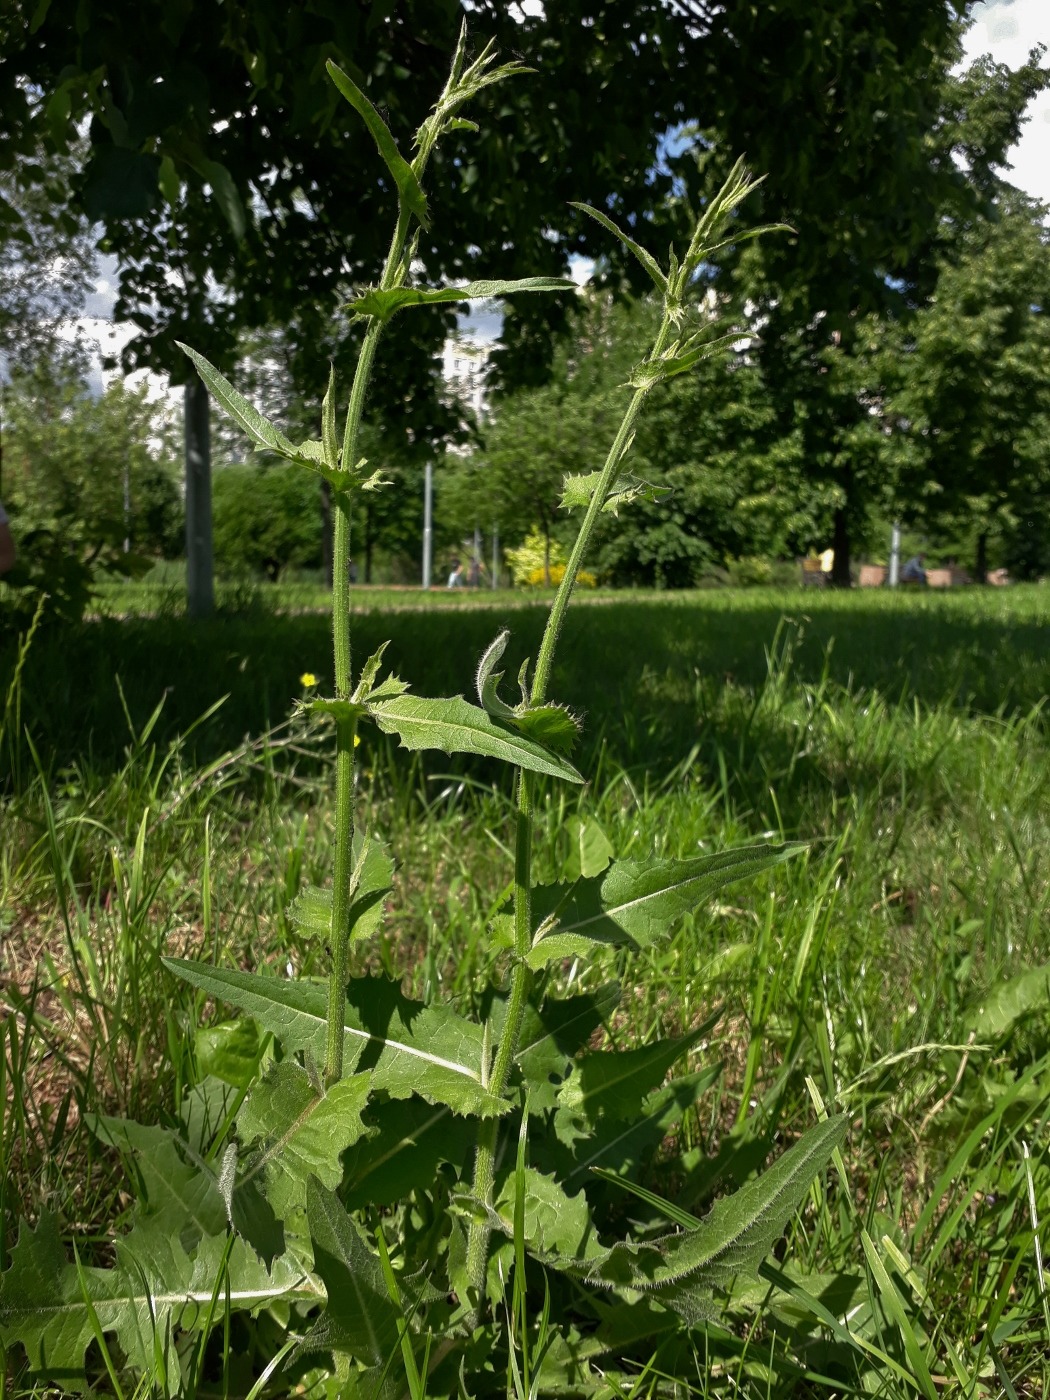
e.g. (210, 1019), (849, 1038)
(3, 588), (1049, 1395)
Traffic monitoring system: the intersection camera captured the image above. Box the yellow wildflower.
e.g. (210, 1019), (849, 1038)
(300, 672), (318, 687)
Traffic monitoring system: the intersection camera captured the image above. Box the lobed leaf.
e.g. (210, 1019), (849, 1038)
(237, 1063), (371, 1228)
(369, 693), (583, 782)
(164, 960), (507, 1118)
(287, 832), (393, 945)
(89, 1117), (225, 1251)
(561, 468), (671, 515)
(514, 982), (621, 1111)
(342, 1100), (476, 1210)
(0, 1212), (313, 1395)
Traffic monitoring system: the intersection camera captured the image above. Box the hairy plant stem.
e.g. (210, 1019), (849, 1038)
(324, 213), (410, 1087)
(464, 309), (676, 1315)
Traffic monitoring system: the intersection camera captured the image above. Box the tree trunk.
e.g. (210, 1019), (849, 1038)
(830, 506), (851, 587)
(321, 479), (333, 589)
(184, 372), (214, 618)
(975, 530), (988, 584)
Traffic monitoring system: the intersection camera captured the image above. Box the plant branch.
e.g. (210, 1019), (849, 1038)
(463, 306), (677, 1317)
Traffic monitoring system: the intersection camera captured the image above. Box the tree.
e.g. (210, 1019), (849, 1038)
(212, 464), (321, 581)
(0, 362), (182, 628)
(3, 362), (182, 557)
(880, 191), (1050, 578)
(698, 31), (1050, 583)
(6, 0), (1012, 601)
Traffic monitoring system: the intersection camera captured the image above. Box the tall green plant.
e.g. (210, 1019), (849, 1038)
(0, 30), (845, 1397)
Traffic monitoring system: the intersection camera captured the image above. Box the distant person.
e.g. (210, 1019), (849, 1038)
(0, 501), (15, 575)
(819, 547), (834, 575)
(447, 558), (464, 588)
(901, 552), (927, 584)
(468, 555), (485, 588)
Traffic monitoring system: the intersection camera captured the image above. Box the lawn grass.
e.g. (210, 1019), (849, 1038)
(2, 584), (1049, 1396)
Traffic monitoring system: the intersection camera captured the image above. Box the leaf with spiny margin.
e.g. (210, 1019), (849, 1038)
(570, 202), (667, 293)
(287, 832), (393, 945)
(368, 693), (583, 783)
(513, 703), (581, 754)
(326, 61), (429, 228)
(560, 469), (670, 515)
(546, 1116), (847, 1304)
(300, 1179), (402, 1368)
(0, 1211), (315, 1395)
(555, 1026), (708, 1130)
(353, 641), (392, 701)
(178, 344), (299, 459)
(475, 629), (517, 721)
(321, 364), (338, 468)
(237, 1063), (371, 1229)
(342, 1100), (475, 1210)
(300, 695), (366, 725)
(475, 632), (580, 753)
(219, 1145), (285, 1266)
(88, 1117), (224, 1251)
(349, 277), (574, 321)
(163, 961), (507, 1118)
(628, 331), (743, 390)
(514, 983), (620, 1111)
(527, 843), (804, 968)
(492, 1168), (598, 1261)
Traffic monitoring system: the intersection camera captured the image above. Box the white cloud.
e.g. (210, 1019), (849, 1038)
(961, 0), (1050, 206)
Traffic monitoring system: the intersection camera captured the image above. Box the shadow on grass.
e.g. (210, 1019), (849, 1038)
(4, 590), (1049, 788)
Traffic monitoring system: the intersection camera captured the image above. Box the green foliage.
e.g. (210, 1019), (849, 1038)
(0, 35), (846, 1398)
(5, 586), (1050, 1395)
(0, 363), (181, 629)
(878, 190), (1050, 578)
(212, 464), (322, 581)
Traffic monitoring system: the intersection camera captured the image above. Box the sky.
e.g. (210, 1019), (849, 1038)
(961, 0), (1050, 205)
(76, 0), (1050, 391)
